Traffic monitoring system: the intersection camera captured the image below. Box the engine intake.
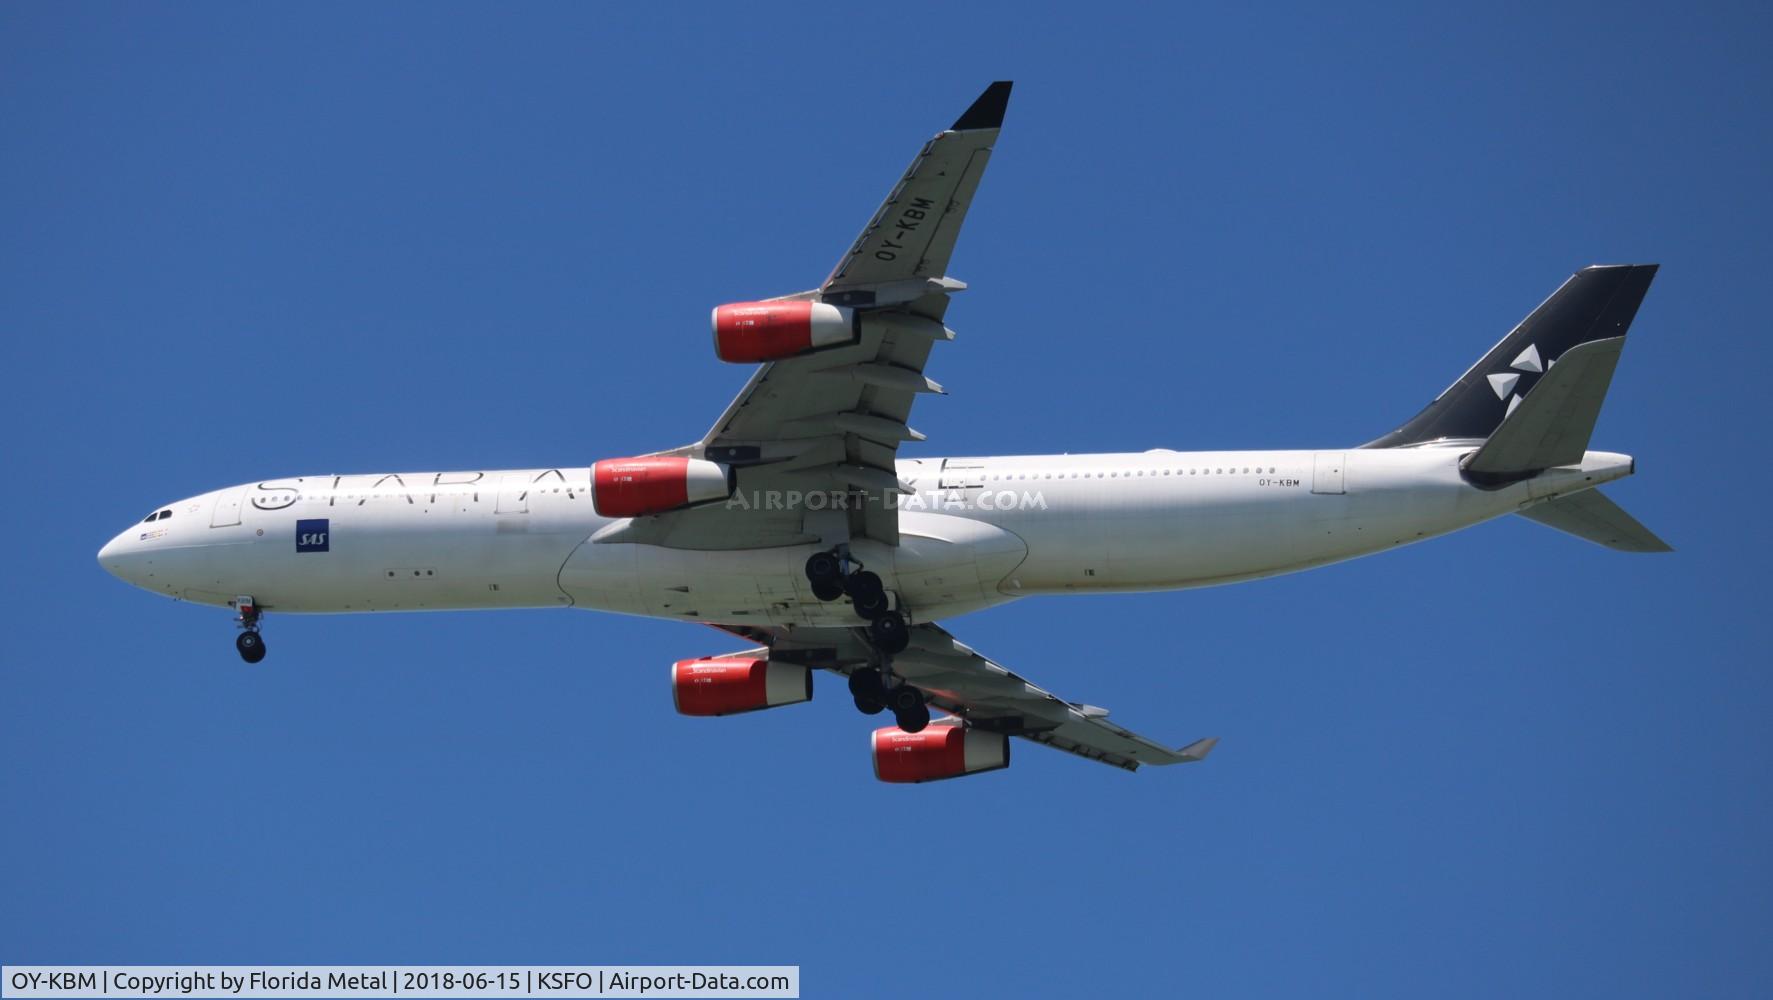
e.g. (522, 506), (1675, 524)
(593, 457), (732, 518)
(712, 301), (855, 363)
(672, 657), (813, 716)
(872, 720), (1010, 783)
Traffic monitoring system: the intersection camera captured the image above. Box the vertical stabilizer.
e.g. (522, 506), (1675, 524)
(1365, 265), (1657, 448)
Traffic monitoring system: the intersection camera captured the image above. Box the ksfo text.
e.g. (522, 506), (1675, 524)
(535, 971), (769, 993)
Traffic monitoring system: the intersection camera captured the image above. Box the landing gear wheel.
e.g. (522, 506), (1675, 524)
(848, 668), (886, 699)
(845, 571), (888, 620)
(842, 569), (881, 598)
(805, 552), (844, 601)
(235, 631), (266, 664)
(890, 685), (930, 733)
(894, 700), (930, 733)
(848, 669), (888, 716)
(851, 589), (889, 620)
(887, 682), (924, 715)
(868, 611), (910, 654)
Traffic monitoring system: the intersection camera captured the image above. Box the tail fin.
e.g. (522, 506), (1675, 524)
(1365, 265), (1658, 449)
(1518, 489), (1672, 552)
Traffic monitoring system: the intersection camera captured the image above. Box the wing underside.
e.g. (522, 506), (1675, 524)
(724, 622), (1217, 772)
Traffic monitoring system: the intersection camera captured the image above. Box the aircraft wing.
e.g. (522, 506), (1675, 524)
(624, 83), (1012, 552)
(722, 621), (1219, 772)
(817, 79), (1013, 304)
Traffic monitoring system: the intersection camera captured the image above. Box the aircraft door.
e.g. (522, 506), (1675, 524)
(1311, 452), (1346, 495)
(210, 486), (246, 527)
(938, 460), (984, 489)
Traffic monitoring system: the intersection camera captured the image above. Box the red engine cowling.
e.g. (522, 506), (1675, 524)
(672, 657), (813, 716)
(712, 301), (854, 363)
(593, 457), (732, 518)
(872, 721), (1010, 783)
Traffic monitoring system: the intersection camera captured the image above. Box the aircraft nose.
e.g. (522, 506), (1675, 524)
(98, 532), (126, 577)
(98, 528), (144, 584)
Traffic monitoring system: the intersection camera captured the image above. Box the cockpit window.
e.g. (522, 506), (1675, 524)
(157, 510), (172, 521)
(142, 509), (172, 523)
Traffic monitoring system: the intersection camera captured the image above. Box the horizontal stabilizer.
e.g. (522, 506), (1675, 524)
(1518, 489), (1672, 552)
(1463, 336), (1624, 481)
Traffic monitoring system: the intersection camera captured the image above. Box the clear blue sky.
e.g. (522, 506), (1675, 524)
(3, 3), (1769, 996)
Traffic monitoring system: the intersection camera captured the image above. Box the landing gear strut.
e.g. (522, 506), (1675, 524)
(234, 596), (266, 664)
(849, 667), (928, 733)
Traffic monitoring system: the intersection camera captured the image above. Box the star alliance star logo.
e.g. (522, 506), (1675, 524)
(1487, 343), (1547, 417)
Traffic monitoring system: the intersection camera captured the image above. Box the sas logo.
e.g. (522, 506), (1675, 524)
(296, 518), (330, 553)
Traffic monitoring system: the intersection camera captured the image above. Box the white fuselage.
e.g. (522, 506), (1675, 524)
(97, 446), (1635, 626)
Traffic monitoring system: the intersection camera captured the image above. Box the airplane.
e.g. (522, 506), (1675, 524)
(98, 81), (1669, 782)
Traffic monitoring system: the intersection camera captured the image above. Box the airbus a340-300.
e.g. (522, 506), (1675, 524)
(99, 82), (1668, 782)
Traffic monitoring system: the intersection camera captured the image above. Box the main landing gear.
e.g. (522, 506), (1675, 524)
(805, 549), (926, 731)
(233, 595), (266, 664)
(803, 550), (909, 654)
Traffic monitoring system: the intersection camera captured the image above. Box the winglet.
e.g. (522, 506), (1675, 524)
(951, 81), (1013, 131)
(1179, 737), (1219, 762)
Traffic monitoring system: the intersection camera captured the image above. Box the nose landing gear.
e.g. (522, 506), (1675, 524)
(233, 596), (266, 663)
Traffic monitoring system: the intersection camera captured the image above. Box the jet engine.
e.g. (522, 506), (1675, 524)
(871, 720), (1010, 783)
(671, 657), (813, 716)
(711, 301), (855, 363)
(592, 457), (732, 518)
